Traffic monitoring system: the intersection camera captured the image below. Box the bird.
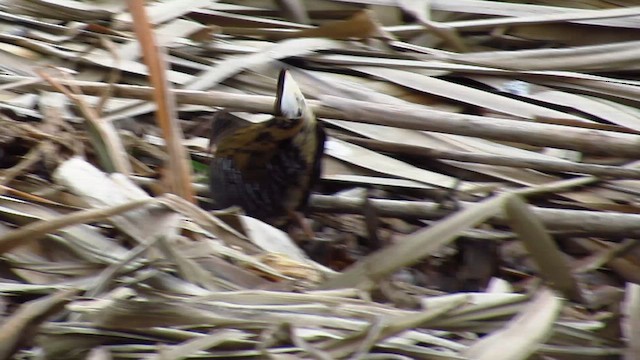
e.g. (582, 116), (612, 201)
(208, 69), (326, 229)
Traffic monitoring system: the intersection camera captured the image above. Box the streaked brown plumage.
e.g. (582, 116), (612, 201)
(209, 70), (325, 226)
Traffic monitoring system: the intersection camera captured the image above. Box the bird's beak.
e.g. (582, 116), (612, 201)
(275, 69), (305, 119)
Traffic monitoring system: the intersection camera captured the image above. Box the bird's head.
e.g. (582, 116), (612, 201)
(274, 69), (313, 123)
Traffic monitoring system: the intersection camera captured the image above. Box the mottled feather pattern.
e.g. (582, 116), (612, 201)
(210, 134), (311, 223)
(209, 69), (325, 225)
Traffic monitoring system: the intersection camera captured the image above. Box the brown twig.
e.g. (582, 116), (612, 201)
(37, 69), (132, 174)
(128, 0), (194, 202)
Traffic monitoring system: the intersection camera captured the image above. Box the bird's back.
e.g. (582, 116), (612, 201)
(209, 70), (325, 225)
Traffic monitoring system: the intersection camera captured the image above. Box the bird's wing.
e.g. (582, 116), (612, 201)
(210, 137), (307, 220)
(208, 111), (251, 148)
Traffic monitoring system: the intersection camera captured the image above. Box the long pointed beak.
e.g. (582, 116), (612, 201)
(275, 69), (305, 119)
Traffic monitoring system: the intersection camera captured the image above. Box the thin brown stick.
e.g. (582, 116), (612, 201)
(0, 143), (44, 187)
(37, 70), (132, 174)
(128, 0), (194, 202)
(0, 198), (154, 254)
(95, 36), (122, 116)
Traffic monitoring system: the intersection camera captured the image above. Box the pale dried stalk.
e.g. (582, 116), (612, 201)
(5, 76), (640, 158)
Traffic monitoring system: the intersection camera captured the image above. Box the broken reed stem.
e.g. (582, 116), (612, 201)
(336, 135), (640, 179)
(6, 75), (640, 158)
(138, 173), (640, 239)
(129, 174), (640, 238)
(309, 194), (640, 238)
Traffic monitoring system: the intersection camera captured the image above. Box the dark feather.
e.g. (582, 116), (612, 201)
(208, 69), (325, 225)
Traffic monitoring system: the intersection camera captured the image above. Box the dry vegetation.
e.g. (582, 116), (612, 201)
(1, 0), (640, 359)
